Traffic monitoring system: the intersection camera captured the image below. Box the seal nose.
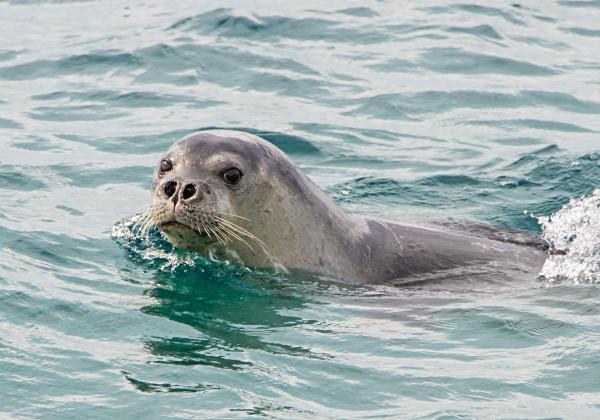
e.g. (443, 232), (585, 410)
(182, 183), (196, 200)
(164, 181), (178, 199)
(181, 183), (201, 202)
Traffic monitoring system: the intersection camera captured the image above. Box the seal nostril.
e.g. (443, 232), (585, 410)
(164, 181), (177, 198)
(182, 183), (197, 200)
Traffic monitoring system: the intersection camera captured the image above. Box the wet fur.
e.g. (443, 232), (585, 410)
(144, 130), (547, 283)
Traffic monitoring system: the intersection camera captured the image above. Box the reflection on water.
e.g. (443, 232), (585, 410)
(140, 269), (324, 371)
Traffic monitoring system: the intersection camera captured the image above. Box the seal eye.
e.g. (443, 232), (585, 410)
(160, 159), (172, 173)
(222, 167), (242, 185)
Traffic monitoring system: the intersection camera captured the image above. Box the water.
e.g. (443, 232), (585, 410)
(1, 0), (600, 417)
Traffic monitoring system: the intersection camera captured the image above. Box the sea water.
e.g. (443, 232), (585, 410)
(1, 1), (600, 417)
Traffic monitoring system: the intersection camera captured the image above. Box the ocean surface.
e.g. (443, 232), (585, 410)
(1, 0), (600, 418)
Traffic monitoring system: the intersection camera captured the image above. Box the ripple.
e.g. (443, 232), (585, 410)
(492, 137), (545, 146)
(2, 0), (600, 417)
(335, 7), (379, 18)
(249, 130), (322, 156)
(563, 26), (600, 37)
(137, 42), (319, 75)
(420, 48), (559, 76)
(558, 0), (600, 8)
(56, 130), (191, 155)
(521, 90), (600, 114)
(28, 105), (126, 121)
(321, 156), (407, 169)
(343, 89), (600, 121)
(0, 51), (142, 80)
(0, 165), (47, 191)
(0, 117), (22, 129)
(424, 3), (525, 25)
(437, 306), (574, 348)
(369, 48), (562, 76)
(343, 94), (415, 120)
(420, 174), (482, 186)
(463, 118), (595, 132)
(168, 8), (390, 44)
(0, 50), (18, 62)
(11, 135), (61, 151)
(446, 23), (503, 40)
(32, 90), (224, 109)
(55, 128), (322, 158)
(49, 164), (149, 188)
(2, 227), (100, 271)
(131, 43), (337, 98)
(511, 35), (569, 50)
(122, 371), (219, 393)
(345, 91), (520, 120)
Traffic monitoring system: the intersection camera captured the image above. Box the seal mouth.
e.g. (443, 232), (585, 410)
(159, 220), (181, 227)
(158, 220), (208, 237)
(147, 201), (267, 254)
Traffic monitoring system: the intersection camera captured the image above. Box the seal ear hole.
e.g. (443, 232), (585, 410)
(222, 167), (243, 186)
(160, 159), (173, 173)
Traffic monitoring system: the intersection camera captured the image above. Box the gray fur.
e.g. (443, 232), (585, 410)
(150, 130), (547, 283)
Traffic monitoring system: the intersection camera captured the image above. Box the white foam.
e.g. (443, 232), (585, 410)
(111, 215), (199, 272)
(538, 189), (600, 284)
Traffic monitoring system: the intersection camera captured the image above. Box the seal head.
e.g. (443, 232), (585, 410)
(150, 130), (367, 276)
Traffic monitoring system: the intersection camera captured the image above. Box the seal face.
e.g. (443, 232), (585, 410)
(149, 130), (274, 264)
(149, 130), (547, 283)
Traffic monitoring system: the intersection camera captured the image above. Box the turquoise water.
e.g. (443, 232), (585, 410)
(2, 0), (600, 417)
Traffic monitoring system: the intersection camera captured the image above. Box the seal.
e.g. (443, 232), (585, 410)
(144, 130), (547, 284)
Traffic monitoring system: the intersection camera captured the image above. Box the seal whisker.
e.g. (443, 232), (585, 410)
(195, 218), (208, 238)
(145, 206), (161, 236)
(215, 216), (264, 242)
(214, 224), (231, 246)
(215, 216), (269, 252)
(201, 222), (213, 240)
(218, 224), (263, 249)
(132, 210), (151, 233)
(216, 218), (277, 265)
(195, 220), (209, 239)
(216, 211), (252, 222)
(200, 216), (227, 246)
(209, 225), (228, 246)
(131, 218), (144, 234)
(193, 215), (214, 241)
(141, 217), (155, 239)
(136, 214), (153, 236)
(136, 204), (163, 239)
(216, 223), (256, 253)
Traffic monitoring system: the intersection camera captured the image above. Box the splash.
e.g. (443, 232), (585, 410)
(112, 214), (287, 279)
(112, 214), (207, 273)
(538, 189), (600, 284)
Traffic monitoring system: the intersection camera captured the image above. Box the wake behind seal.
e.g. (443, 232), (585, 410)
(140, 130), (547, 283)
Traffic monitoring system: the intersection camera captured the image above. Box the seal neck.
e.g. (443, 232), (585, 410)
(257, 169), (368, 280)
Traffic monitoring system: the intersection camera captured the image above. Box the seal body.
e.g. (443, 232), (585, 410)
(149, 130), (546, 283)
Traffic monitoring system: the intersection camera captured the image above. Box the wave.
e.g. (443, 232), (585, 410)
(168, 8), (389, 44)
(539, 189), (600, 284)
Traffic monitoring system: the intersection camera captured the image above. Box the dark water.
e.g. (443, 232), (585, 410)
(1, 1), (600, 417)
